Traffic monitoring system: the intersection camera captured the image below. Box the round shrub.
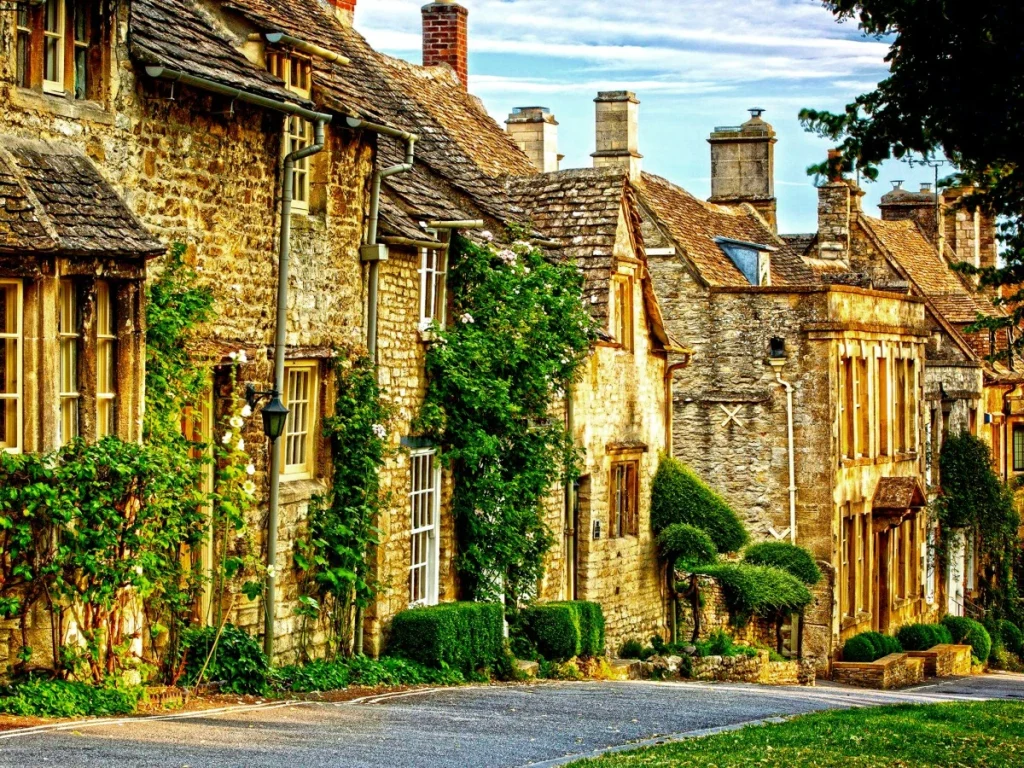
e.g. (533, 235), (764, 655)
(842, 633), (879, 662)
(651, 455), (749, 553)
(696, 563), (811, 625)
(658, 523), (717, 569)
(942, 615), (992, 663)
(999, 620), (1024, 656)
(934, 624), (954, 645)
(742, 542), (823, 585)
(619, 639), (644, 659)
(181, 624), (269, 695)
(897, 623), (944, 651)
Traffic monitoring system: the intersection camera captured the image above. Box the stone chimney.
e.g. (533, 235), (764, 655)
(942, 187), (998, 271)
(817, 150), (852, 261)
(708, 108), (778, 231)
(506, 107), (559, 173)
(591, 91), (641, 181)
(322, 0), (356, 25)
(422, 1), (468, 89)
(879, 180), (939, 242)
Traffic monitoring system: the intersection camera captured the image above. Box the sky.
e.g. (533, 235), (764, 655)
(353, 0), (927, 235)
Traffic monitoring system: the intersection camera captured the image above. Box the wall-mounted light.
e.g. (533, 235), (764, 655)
(245, 384), (289, 441)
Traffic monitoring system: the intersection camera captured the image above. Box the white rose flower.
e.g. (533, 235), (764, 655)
(246, 463), (256, 476)
(243, 480), (257, 496)
(372, 424), (387, 439)
(481, 230), (494, 242)
(134, 565), (144, 576)
(266, 565), (277, 578)
(230, 415), (244, 429)
(228, 351), (238, 361)
(241, 404), (253, 418)
(238, 350), (248, 363)
(222, 431), (233, 444)
(460, 313), (475, 324)
(237, 438), (245, 452)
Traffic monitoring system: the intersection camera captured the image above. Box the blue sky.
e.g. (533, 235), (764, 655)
(355, 0), (926, 234)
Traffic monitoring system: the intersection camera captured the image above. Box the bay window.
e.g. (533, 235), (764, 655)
(0, 281), (22, 453)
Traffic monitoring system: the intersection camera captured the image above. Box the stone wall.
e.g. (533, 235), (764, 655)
(832, 653), (925, 689)
(907, 643), (972, 677)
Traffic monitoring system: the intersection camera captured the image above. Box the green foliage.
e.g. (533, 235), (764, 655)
(513, 601), (605, 661)
(999, 620), (1024, 657)
(418, 235), (597, 604)
(386, 602), (507, 675)
(942, 615), (993, 663)
(618, 639), (646, 660)
(742, 542), (822, 586)
(842, 632), (902, 663)
(693, 630), (757, 659)
(0, 677), (144, 718)
(272, 655), (464, 692)
(896, 623), (952, 652)
(657, 524), (717, 571)
(296, 354), (392, 659)
(181, 624), (269, 695)
(692, 563), (811, 626)
(650, 456), (748, 553)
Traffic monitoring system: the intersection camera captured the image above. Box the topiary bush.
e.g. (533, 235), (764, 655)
(943, 615), (993, 663)
(897, 623), (950, 651)
(999, 620), (1024, 656)
(181, 624), (269, 695)
(386, 602), (506, 674)
(658, 523), (718, 570)
(742, 542), (822, 585)
(651, 456), (749, 553)
(514, 601), (606, 661)
(693, 563), (812, 626)
(841, 631), (902, 662)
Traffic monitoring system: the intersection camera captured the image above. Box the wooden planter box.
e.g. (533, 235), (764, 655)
(906, 644), (973, 677)
(832, 653), (925, 690)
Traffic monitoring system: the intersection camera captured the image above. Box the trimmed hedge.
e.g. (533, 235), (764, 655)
(515, 601), (606, 661)
(842, 631), (902, 662)
(658, 523), (717, 569)
(742, 542), (822, 586)
(693, 563), (811, 624)
(999, 620), (1024, 656)
(387, 602), (505, 674)
(896, 623), (953, 652)
(943, 615), (993, 663)
(651, 456), (749, 553)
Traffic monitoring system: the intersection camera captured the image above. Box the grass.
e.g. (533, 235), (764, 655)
(566, 701), (1024, 767)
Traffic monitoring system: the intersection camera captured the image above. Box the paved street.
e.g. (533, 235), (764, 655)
(0, 675), (1021, 768)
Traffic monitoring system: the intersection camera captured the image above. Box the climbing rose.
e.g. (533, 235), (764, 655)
(246, 463), (256, 476)
(230, 415), (244, 429)
(460, 313), (475, 324)
(241, 404), (253, 418)
(372, 424), (387, 439)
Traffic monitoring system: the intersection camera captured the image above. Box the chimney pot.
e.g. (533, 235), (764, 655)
(920, 182), (932, 193)
(708, 109), (778, 231)
(421, 1), (469, 89)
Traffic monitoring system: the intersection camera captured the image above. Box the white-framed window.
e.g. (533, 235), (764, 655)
(95, 281), (116, 438)
(281, 361), (319, 479)
(0, 280), (22, 454)
(43, 0), (65, 94)
(58, 280), (80, 445)
(418, 247), (448, 329)
(409, 448), (440, 606)
(285, 116), (313, 213)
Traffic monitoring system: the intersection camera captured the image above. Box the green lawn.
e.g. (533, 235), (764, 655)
(567, 701), (1024, 767)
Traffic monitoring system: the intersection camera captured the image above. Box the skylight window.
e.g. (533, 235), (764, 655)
(716, 237), (772, 286)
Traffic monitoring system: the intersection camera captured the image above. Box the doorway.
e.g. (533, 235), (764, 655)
(874, 529), (891, 633)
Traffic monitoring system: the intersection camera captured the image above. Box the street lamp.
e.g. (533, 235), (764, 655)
(245, 384), (289, 441)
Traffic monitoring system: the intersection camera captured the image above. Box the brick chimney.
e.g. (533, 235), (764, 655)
(506, 107), (559, 173)
(422, 1), (468, 89)
(591, 91), (641, 181)
(323, 0), (356, 25)
(817, 150), (851, 261)
(708, 108), (778, 231)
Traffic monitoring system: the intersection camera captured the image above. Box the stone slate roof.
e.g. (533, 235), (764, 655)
(862, 217), (994, 324)
(129, 0), (309, 107)
(873, 476), (926, 512)
(0, 137), (163, 258)
(636, 173), (815, 287)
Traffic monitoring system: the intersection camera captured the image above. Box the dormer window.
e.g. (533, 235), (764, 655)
(716, 237), (772, 286)
(16, 0), (104, 101)
(266, 50), (312, 98)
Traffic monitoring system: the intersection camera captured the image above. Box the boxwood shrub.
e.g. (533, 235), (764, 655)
(896, 623), (953, 651)
(386, 602), (505, 674)
(999, 620), (1024, 656)
(693, 563), (811, 625)
(651, 455), (749, 553)
(742, 542), (822, 585)
(942, 615), (993, 663)
(514, 601), (606, 661)
(842, 631), (902, 662)
(658, 523), (718, 569)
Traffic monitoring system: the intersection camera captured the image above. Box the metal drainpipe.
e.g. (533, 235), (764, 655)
(347, 116), (417, 656)
(774, 367), (798, 544)
(663, 355), (691, 644)
(564, 387), (576, 601)
(266, 119), (329, 660)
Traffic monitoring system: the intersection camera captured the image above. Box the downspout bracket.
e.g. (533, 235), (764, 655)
(360, 243), (389, 262)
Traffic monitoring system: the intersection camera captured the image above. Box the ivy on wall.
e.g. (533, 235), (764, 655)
(418, 233), (597, 605)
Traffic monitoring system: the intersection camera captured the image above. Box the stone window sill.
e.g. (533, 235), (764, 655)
(279, 477), (328, 504)
(11, 87), (114, 125)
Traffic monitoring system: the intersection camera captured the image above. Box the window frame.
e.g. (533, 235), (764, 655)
(409, 447), (441, 607)
(281, 360), (319, 480)
(0, 280), (23, 455)
(609, 459), (639, 538)
(418, 247), (448, 329)
(285, 116), (313, 214)
(1014, 424), (1024, 472)
(42, 0), (66, 95)
(16, 6), (32, 89)
(95, 280), (117, 438)
(266, 49), (312, 99)
(58, 279), (81, 445)
(611, 273), (634, 352)
(842, 508), (856, 619)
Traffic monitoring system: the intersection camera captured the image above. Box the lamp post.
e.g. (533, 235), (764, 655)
(245, 384), (289, 658)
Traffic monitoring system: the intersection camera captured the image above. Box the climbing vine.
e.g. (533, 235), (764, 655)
(295, 353), (392, 659)
(418, 233), (597, 605)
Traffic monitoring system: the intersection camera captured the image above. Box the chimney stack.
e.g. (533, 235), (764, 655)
(422, 1), (468, 89)
(879, 179), (939, 242)
(591, 91), (641, 181)
(323, 0), (356, 25)
(708, 108), (778, 231)
(942, 187), (999, 272)
(817, 150), (852, 261)
(507, 107), (560, 173)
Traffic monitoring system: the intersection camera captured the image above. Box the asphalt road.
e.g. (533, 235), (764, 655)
(0, 674), (1021, 768)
